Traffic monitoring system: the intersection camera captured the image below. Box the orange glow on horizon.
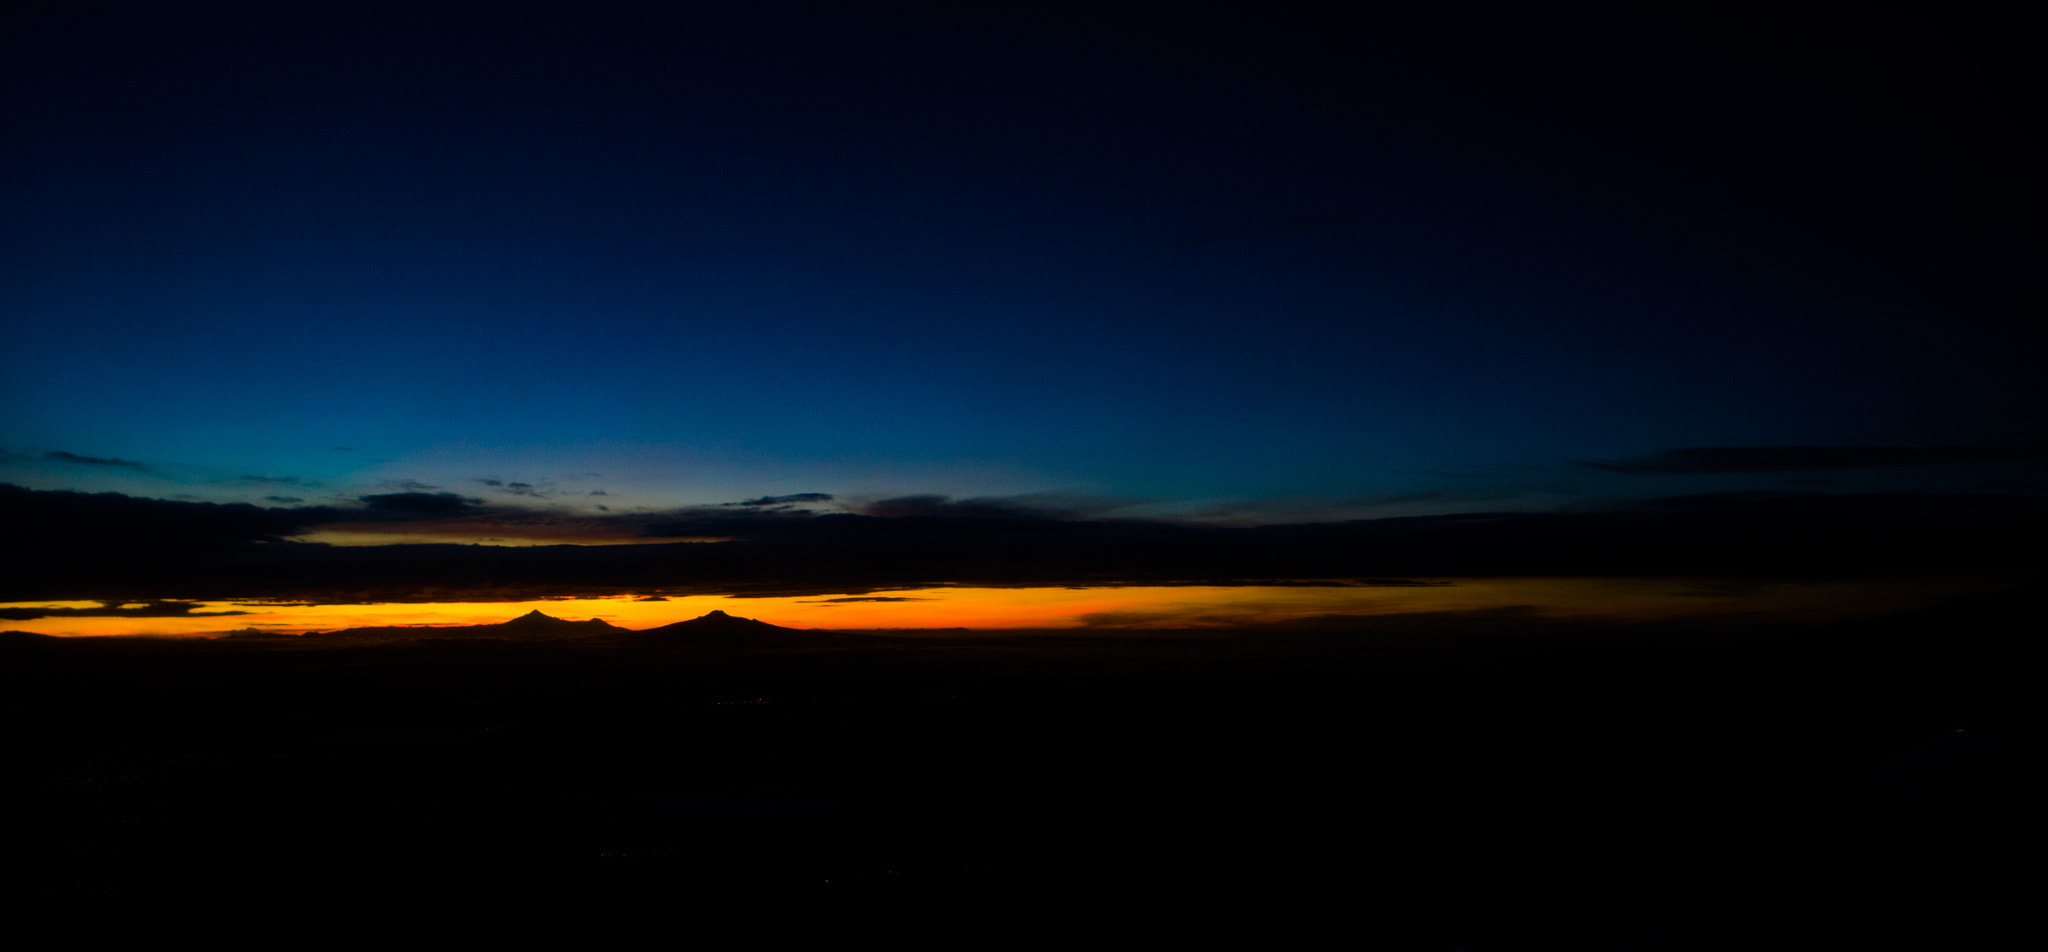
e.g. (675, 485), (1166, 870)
(0, 575), (2017, 638)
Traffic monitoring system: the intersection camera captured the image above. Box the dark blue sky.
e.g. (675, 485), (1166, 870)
(5, 3), (2042, 523)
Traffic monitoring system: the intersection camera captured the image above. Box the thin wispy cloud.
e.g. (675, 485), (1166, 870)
(1585, 444), (2048, 474)
(43, 451), (147, 470)
(797, 596), (935, 603)
(233, 475), (316, 486)
(733, 493), (835, 507)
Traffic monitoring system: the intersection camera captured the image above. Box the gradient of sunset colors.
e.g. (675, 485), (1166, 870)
(3, 6), (2041, 635)
(2, 575), (2018, 638)
(5, 6), (2042, 526)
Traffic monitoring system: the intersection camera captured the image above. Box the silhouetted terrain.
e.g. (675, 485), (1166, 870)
(5, 592), (2031, 946)
(304, 608), (623, 642)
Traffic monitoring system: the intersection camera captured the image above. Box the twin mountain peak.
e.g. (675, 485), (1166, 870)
(311, 608), (797, 641)
(504, 608), (791, 636)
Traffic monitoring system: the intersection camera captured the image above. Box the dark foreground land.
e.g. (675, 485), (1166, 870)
(4, 589), (2033, 947)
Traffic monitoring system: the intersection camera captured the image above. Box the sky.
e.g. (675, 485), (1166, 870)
(3, 3), (2044, 631)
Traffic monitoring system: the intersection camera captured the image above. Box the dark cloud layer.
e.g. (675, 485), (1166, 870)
(735, 493), (834, 507)
(356, 492), (482, 517)
(0, 599), (247, 621)
(478, 479), (547, 497)
(4, 484), (2043, 604)
(856, 494), (1079, 520)
(1586, 444), (2048, 474)
(3, 485), (340, 550)
(797, 596), (934, 603)
(43, 451), (147, 469)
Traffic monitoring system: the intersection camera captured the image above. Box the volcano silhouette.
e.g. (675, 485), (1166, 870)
(492, 609), (621, 637)
(309, 609), (620, 642)
(636, 609), (812, 645)
(300, 609), (819, 645)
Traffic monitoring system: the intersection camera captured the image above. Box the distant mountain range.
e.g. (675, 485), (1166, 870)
(300, 608), (806, 643)
(636, 609), (801, 641)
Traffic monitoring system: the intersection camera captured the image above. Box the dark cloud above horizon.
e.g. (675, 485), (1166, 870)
(357, 491), (482, 517)
(858, 495), (1042, 520)
(734, 493), (834, 507)
(0, 599), (247, 621)
(43, 451), (147, 470)
(1586, 444), (2048, 474)
(477, 479), (550, 497)
(854, 493), (1134, 521)
(797, 596), (935, 603)
(4, 483), (2042, 605)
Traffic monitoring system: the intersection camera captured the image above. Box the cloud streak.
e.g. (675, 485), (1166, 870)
(43, 451), (147, 469)
(478, 479), (550, 497)
(734, 493), (834, 507)
(4, 484), (2043, 605)
(796, 596), (935, 603)
(0, 599), (247, 621)
(358, 492), (483, 517)
(1585, 444), (2048, 474)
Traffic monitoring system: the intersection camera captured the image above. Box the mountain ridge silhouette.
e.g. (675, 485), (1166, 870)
(296, 608), (809, 643)
(309, 608), (623, 641)
(634, 608), (827, 645)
